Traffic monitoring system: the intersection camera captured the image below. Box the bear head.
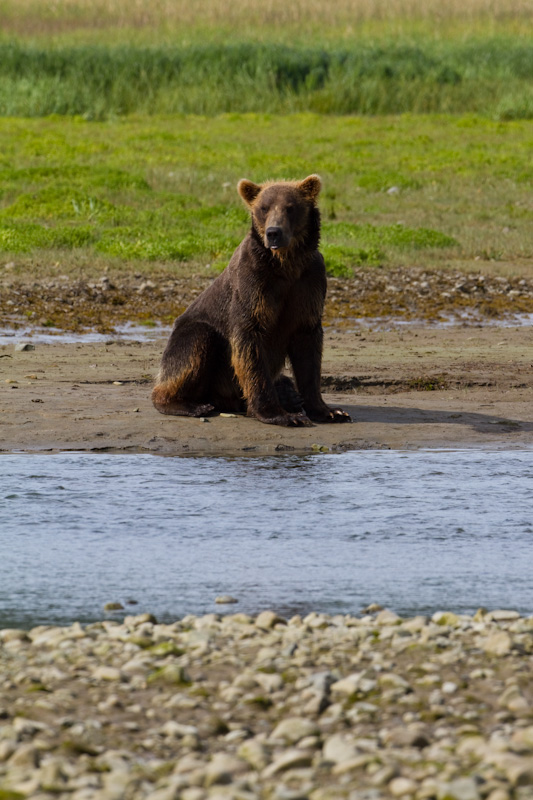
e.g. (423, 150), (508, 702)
(237, 175), (321, 256)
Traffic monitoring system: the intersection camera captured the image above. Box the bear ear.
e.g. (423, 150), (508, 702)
(238, 179), (262, 207)
(299, 174), (322, 201)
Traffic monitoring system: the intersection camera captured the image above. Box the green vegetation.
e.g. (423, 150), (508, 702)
(1, 39), (533, 119)
(0, 0), (531, 280)
(0, 114), (531, 279)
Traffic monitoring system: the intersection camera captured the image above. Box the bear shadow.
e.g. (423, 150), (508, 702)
(338, 403), (533, 436)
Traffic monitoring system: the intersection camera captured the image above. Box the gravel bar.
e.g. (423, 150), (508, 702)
(1, 607), (533, 799)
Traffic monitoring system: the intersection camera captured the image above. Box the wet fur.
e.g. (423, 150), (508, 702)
(152, 175), (351, 427)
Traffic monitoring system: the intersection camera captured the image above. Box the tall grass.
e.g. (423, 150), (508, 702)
(2, 0), (533, 41)
(1, 39), (533, 118)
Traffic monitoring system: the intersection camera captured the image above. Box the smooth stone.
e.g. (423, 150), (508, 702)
(255, 611), (286, 629)
(204, 753), (249, 786)
(322, 734), (360, 764)
(375, 609), (401, 625)
(436, 778), (480, 800)
(488, 610), (521, 622)
(161, 721), (199, 738)
(8, 743), (41, 768)
(262, 749), (313, 777)
(389, 777), (417, 797)
(330, 673), (363, 695)
(270, 717), (319, 744)
(237, 739), (269, 771)
(480, 632), (512, 656)
(93, 666), (123, 682)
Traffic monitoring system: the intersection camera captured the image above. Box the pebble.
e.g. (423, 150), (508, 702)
(270, 717), (319, 744)
(389, 777), (417, 796)
(480, 631), (513, 656)
(0, 609), (532, 799)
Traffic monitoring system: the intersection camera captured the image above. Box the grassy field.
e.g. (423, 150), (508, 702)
(0, 0), (532, 281)
(1, 39), (533, 119)
(0, 114), (531, 280)
(1, 0), (533, 119)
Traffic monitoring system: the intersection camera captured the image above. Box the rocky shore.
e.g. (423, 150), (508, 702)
(2, 268), (533, 334)
(1, 608), (533, 800)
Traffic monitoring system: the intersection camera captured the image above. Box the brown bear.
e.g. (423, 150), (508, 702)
(151, 174), (351, 427)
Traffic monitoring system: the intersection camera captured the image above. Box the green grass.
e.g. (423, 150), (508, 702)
(1, 39), (533, 119)
(0, 114), (531, 280)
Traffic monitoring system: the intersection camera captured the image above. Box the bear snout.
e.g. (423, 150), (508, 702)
(265, 225), (287, 249)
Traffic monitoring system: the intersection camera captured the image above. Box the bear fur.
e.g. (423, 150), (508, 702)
(151, 174), (351, 427)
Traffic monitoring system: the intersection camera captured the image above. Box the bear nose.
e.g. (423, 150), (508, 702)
(266, 226), (283, 247)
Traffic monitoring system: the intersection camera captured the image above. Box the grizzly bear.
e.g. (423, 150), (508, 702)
(151, 174), (351, 427)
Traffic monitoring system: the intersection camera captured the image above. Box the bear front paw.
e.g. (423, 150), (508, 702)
(307, 406), (351, 424)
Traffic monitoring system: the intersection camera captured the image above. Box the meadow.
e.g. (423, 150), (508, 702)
(0, 0), (532, 280)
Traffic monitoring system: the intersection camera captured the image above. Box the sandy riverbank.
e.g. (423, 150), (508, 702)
(1, 322), (532, 454)
(1, 608), (533, 800)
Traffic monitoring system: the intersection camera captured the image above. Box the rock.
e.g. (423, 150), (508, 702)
(498, 685), (529, 713)
(255, 610), (286, 629)
(14, 341), (35, 351)
(204, 753), (248, 786)
(488, 610), (521, 622)
(254, 672), (283, 693)
(215, 596), (239, 605)
(0, 741), (16, 762)
(8, 743), (41, 767)
(161, 721), (199, 738)
(12, 717), (49, 738)
(481, 632), (513, 656)
(262, 749), (313, 777)
(270, 717), (319, 744)
(138, 280), (157, 293)
(389, 777), (417, 796)
(0, 629), (29, 642)
(485, 791), (510, 800)
(237, 739), (269, 771)
(370, 765), (399, 786)
(330, 673), (363, 695)
(433, 611), (460, 626)
(147, 664), (191, 686)
(383, 725), (430, 749)
(375, 609), (401, 625)
(436, 778), (480, 800)
(93, 666), (123, 682)
(512, 727), (533, 752)
(323, 734), (360, 764)
(491, 754), (533, 786)
(442, 681), (458, 695)
(104, 602), (124, 612)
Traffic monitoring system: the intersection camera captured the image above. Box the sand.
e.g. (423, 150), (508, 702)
(1, 322), (531, 455)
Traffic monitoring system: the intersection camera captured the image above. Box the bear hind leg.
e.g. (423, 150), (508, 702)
(152, 323), (219, 417)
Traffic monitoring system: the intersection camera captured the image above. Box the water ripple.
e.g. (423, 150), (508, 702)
(0, 450), (531, 627)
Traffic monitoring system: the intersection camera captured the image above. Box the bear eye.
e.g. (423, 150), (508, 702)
(259, 204), (269, 214)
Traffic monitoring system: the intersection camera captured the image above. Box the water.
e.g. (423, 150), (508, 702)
(0, 321), (170, 346)
(2, 311), (533, 346)
(0, 450), (532, 629)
